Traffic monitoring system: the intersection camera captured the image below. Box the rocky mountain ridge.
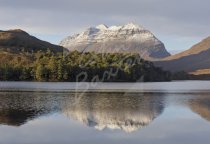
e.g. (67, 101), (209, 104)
(60, 23), (171, 60)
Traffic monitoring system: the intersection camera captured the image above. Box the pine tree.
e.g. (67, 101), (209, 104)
(48, 56), (57, 81)
(20, 67), (31, 80)
(35, 64), (47, 81)
(57, 60), (63, 80)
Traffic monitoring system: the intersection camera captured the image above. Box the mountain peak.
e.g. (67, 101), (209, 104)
(96, 24), (108, 30)
(94, 23), (145, 31)
(122, 23), (144, 30)
(7, 29), (28, 34)
(9, 29), (25, 32)
(0, 29), (29, 36)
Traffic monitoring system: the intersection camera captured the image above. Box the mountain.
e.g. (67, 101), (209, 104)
(60, 23), (170, 60)
(0, 29), (65, 53)
(155, 36), (210, 73)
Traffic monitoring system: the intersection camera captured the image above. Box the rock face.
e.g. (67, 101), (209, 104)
(0, 29), (65, 53)
(155, 36), (210, 72)
(60, 23), (170, 60)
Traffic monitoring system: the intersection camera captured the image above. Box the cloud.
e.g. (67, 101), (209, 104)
(0, 0), (209, 50)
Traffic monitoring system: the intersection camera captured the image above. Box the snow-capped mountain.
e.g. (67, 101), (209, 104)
(60, 23), (170, 60)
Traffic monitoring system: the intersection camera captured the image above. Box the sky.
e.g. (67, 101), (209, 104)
(0, 0), (209, 54)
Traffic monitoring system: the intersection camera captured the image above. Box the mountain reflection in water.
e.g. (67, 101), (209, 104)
(0, 92), (210, 133)
(187, 95), (210, 121)
(0, 92), (165, 132)
(63, 92), (165, 133)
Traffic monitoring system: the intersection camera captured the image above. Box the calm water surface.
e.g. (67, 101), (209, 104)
(0, 81), (210, 144)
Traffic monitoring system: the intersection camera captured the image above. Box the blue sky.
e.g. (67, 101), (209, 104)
(1, 0), (209, 54)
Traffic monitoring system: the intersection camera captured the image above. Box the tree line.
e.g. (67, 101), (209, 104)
(0, 51), (171, 82)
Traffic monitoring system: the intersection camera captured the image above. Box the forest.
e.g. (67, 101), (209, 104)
(0, 50), (171, 82)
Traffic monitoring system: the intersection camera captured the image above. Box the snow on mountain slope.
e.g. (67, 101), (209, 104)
(60, 23), (170, 60)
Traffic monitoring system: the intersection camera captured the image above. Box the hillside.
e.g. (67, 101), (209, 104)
(164, 37), (210, 61)
(155, 37), (210, 73)
(0, 29), (65, 53)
